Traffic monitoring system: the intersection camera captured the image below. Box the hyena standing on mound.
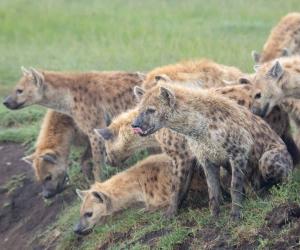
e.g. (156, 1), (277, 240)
(252, 12), (300, 63)
(74, 154), (203, 235)
(251, 56), (300, 117)
(132, 83), (293, 220)
(22, 110), (91, 198)
(96, 83), (298, 217)
(3, 67), (145, 181)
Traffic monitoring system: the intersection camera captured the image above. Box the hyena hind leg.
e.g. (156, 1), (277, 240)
(229, 156), (248, 221)
(259, 147), (293, 187)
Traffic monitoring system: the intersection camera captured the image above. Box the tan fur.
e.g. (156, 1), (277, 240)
(75, 154), (207, 234)
(252, 56), (300, 117)
(23, 110), (91, 198)
(143, 59), (243, 89)
(255, 12), (300, 63)
(5, 69), (144, 180)
(133, 83), (293, 220)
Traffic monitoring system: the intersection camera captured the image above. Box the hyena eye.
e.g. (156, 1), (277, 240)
(84, 212), (93, 218)
(44, 175), (52, 182)
(16, 89), (23, 95)
(254, 93), (261, 99)
(146, 108), (156, 114)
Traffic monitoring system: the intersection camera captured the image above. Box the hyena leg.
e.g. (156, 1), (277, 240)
(80, 143), (93, 181)
(88, 132), (106, 181)
(202, 160), (222, 217)
(259, 147), (293, 186)
(178, 159), (196, 207)
(164, 156), (191, 218)
(229, 156), (248, 221)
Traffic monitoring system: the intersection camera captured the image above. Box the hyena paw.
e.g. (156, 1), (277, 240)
(163, 206), (177, 219)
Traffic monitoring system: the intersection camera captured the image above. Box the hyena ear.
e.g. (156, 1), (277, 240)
(40, 153), (57, 164)
(22, 153), (35, 165)
(136, 72), (146, 81)
(76, 189), (88, 200)
(29, 67), (44, 88)
(21, 66), (31, 76)
(104, 112), (112, 126)
(155, 74), (171, 83)
(92, 191), (112, 208)
(94, 128), (113, 141)
(253, 64), (261, 73)
(159, 86), (175, 108)
(267, 61), (284, 79)
(281, 48), (290, 57)
(238, 77), (251, 85)
(251, 50), (261, 63)
(133, 86), (145, 101)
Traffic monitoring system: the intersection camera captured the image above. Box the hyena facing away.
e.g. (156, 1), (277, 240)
(251, 56), (300, 117)
(3, 67), (145, 180)
(132, 83), (293, 220)
(74, 154), (203, 235)
(23, 110), (91, 198)
(252, 12), (300, 63)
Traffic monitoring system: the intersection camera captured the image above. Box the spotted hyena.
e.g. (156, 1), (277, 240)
(74, 153), (204, 235)
(132, 83), (293, 220)
(22, 110), (91, 198)
(252, 12), (300, 63)
(3, 67), (145, 180)
(251, 56), (300, 117)
(142, 58), (243, 89)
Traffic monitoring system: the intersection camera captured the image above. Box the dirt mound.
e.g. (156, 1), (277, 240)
(0, 142), (75, 250)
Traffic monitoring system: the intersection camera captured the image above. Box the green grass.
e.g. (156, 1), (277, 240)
(1, 0), (300, 249)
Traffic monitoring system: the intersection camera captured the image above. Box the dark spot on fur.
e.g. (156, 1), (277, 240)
(237, 100), (245, 106)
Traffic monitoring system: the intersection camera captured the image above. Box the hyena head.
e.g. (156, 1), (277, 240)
(94, 109), (150, 166)
(74, 188), (112, 235)
(251, 61), (285, 117)
(131, 84), (176, 137)
(3, 67), (45, 110)
(23, 150), (68, 199)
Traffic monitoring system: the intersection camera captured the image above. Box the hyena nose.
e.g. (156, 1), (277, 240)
(2, 96), (10, 108)
(73, 223), (82, 234)
(131, 118), (140, 128)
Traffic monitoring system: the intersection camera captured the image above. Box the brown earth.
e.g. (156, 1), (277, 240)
(0, 142), (76, 250)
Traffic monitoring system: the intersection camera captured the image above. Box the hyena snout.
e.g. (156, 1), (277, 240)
(42, 172), (69, 199)
(73, 221), (92, 235)
(251, 103), (270, 117)
(3, 95), (21, 110)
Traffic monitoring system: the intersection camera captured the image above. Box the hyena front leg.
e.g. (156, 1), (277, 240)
(259, 147), (293, 186)
(164, 155), (192, 218)
(229, 156), (248, 221)
(80, 143), (93, 181)
(88, 131), (106, 181)
(202, 160), (222, 217)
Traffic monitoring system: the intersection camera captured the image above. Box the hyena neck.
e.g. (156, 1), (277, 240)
(102, 175), (144, 213)
(166, 105), (207, 139)
(38, 85), (74, 116)
(281, 82), (300, 98)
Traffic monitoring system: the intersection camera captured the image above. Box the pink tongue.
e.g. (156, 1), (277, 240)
(132, 127), (143, 134)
